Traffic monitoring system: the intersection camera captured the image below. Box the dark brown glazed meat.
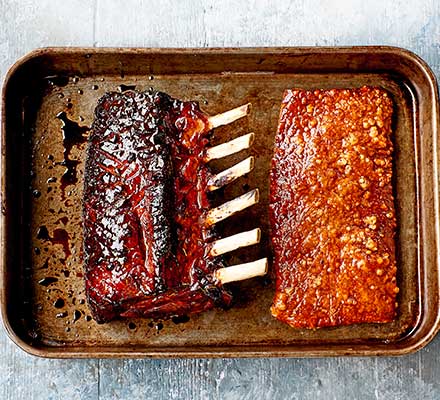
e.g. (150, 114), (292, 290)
(83, 90), (231, 323)
(270, 87), (398, 329)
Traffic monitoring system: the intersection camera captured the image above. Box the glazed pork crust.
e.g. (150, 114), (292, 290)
(270, 87), (398, 329)
(83, 91), (231, 323)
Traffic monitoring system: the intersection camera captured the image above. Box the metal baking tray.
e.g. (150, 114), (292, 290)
(1, 47), (439, 358)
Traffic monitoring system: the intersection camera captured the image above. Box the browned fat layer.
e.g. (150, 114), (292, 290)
(270, 87), (398, 329)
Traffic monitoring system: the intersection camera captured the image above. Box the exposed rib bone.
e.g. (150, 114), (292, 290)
(204, 132), (254, 162)
(209, 228), (261, 257)
(207, 156), (255, 191)
(215, 258), (268, 284)
(205, 189), (259, 226)
(208, 103), (251, 129)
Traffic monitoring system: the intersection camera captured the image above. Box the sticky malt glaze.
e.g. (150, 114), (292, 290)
(83, 91), (231, 323)
(270, 87), (398, 329)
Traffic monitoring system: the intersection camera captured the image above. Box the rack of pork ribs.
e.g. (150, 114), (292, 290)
(83, 90), (267, 323)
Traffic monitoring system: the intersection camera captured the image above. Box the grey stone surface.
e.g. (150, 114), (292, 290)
(1, 0), (440, 399)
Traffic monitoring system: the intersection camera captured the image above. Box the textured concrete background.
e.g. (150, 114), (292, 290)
(1, 0), (440, 399)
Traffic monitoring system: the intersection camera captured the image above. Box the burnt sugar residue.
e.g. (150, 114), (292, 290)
(37, 226), (50, 240)
(45, 75), (69, 87)
(52, 228), (71, 262)
(118, 84), (136, 92)
(53, 298), (65, 308)
(41, 258), (49, 269)
(171, 315), (190, 325)
(36, 225), (71, 263)
(128, 322), (137, 330)
(38, 277), (58, 287)
(56, 216), (69, 226)
(56, 111), (90, 196)
(72, 310), (81, 322)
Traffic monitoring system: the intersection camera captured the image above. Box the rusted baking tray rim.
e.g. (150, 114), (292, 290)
(1, 46), (440, 358)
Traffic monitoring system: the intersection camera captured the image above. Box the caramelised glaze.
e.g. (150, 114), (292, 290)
(270, 87), (398, 329)
(83, 90), (231, 323)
